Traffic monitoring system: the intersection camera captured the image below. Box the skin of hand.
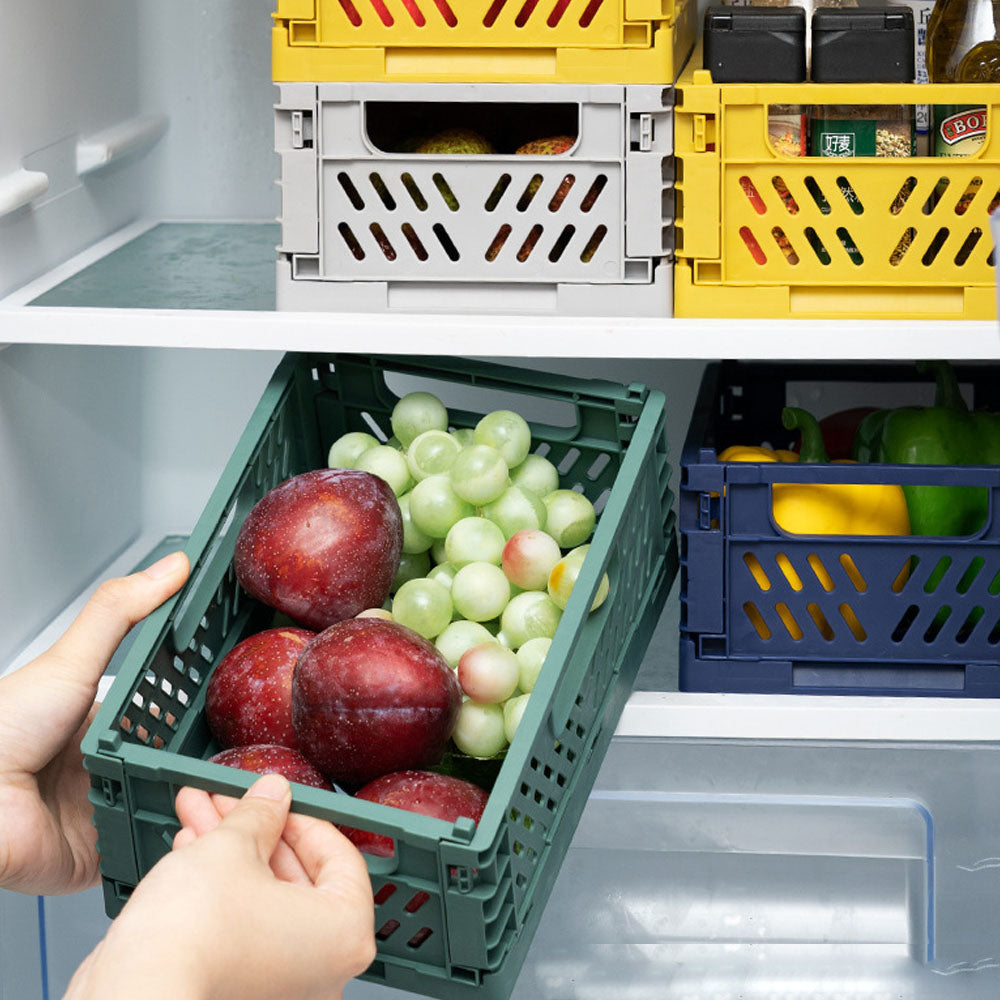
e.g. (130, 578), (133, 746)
(0, 551), (190, 895)
(64, 773), (377, 1000)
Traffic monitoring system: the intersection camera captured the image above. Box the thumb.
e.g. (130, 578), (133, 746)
(215, 774), (293, 865)
(46, 551), (190, 688)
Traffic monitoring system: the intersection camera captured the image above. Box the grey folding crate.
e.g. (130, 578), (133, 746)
(274, 82), (674, 316)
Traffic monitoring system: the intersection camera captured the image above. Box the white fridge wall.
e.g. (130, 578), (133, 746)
(0, 1), (278, 299)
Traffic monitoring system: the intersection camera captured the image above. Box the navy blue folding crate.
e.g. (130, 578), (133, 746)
(680, 360), (1000, 697)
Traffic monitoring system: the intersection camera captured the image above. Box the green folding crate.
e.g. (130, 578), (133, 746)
(81, 353), (677, 1000)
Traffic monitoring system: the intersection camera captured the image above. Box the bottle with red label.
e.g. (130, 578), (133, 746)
(925, 0), (997, 155)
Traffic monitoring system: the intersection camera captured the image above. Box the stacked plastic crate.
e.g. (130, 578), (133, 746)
(271, 1), (697, 315)
(672, 47), (1000, 321)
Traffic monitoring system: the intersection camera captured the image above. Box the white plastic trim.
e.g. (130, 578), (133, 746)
(0, 168), (49, 217)
(76, 114), (169, 177)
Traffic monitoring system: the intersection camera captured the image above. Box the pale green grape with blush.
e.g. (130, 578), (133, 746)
(548, 544), (610, 611)
(457, 642), (519, 704)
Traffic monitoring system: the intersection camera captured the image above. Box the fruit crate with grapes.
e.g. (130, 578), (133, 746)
(275, 82), (674, 315)
(673, 49), (1000, 320)
(680, 360), (1000, 697)
(272, 0), (698, 86)
(81, 352), (678, 1000)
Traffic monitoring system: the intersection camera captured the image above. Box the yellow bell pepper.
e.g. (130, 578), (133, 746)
(721, 407), (911, 538)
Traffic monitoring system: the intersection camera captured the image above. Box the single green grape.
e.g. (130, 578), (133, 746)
(435, 619), (495, 668)
(328, 431), (380, 469)
(427, 561), (458, 592)
(482, 485), (547, 539)
(509, 453), (560, 498)
(392, 578), (453, 639)
(408, 474), (476, 538)
(500, 591), (562, 649)
(515, 636), (551, 693)
(398, 493), (434, 555)
(354, 445), (413, 497)
(474, 410), (532, 468)
(449, 444), (510, 505)
(451, 427), (475, 448)
(451, 562), (511, 622)
(406, 429), (462, 483)
(542, 489), (596, 548)
(431, 538), (448, 566)
(503, 693), (531, 743)
(390, 391), (449, 448)
(392, 550), (431, 593)
(445, 516), (506, 568)
(452, 700), (508, 759)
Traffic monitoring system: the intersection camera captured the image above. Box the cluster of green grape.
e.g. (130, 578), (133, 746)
(327, 390), (610, 760)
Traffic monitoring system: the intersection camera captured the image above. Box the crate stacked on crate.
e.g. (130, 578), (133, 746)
(680, 360), (1000, 697)
(272, 1), (696, 314)
(672, 47), (1000, 321)
(82, 353), (678, 999)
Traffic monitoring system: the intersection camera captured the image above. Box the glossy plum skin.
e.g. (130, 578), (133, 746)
(207, 744), (333, 791)
(292, 619), (462, 789)
(205, 627), (314, 751)
(341, 770), (489, 857)
(234, 468), (403, 631)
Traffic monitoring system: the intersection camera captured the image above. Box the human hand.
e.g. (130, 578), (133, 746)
(65, 774), (376, 1000)
(0, 551), (190, 895)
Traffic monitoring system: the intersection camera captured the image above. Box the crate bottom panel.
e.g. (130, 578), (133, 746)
(673, 259), (996, 321)
(275, 256), (672, 316)
(679, 639), (1000, 698)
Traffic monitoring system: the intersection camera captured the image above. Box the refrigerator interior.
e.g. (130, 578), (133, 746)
(2, 2), (1000, 999)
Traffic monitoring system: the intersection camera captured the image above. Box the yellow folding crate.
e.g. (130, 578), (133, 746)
(673, 49), (1000, 321)
(272, 0), (697, 85)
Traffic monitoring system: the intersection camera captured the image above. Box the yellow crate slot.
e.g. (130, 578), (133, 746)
(674, 46), (1000, 320)
(272, 0), (696, 83)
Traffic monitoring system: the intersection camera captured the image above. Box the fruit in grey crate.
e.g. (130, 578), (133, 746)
(292, 618), (461, 789)
(416, 128), (495, 156)
(515, 135), (576, 157)
(207, 744), (333, 791)
(233, 468), (403, 631)
(339, 770), (489, 858)
(205, 627), (315, 751)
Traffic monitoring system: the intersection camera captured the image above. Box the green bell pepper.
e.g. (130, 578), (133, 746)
(853, 361), (1000, 536)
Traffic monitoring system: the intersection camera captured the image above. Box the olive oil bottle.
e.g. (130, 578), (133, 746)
(926, 0), (997, 154)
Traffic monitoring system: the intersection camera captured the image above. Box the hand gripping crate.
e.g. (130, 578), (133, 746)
(673, 50), (1000, 321)
(680, 360), (1000, 698)
(81, 353), (678, 1000)
(275, 82), (674, 315)
(272, 0), (697, 86)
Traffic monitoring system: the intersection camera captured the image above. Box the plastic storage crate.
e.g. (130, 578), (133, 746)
(673, 49), (1000, 320)
(680, 360), (1000, 697)
(81, 353), (678, 1000)
(271, 0), (697, 86)
(275, 82), (674, 315)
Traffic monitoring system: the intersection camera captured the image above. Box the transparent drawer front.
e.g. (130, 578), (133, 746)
(512, 737), (1000, 999)
(350, 735), (1000, 998)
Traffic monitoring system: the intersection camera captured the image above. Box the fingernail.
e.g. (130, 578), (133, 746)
(144, 551), (187, 580)
(247, 773), (290, 801)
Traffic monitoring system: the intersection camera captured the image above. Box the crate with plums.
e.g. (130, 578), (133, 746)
(82, 352), (677, 1000)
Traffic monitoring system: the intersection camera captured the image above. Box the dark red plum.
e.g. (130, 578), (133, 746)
(207, 744), (333, 790)
(205, 627), (314, 751)
(234, 468), (403, 631)
(292, 618), (461, 789)
(341, 770), (489, 857)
